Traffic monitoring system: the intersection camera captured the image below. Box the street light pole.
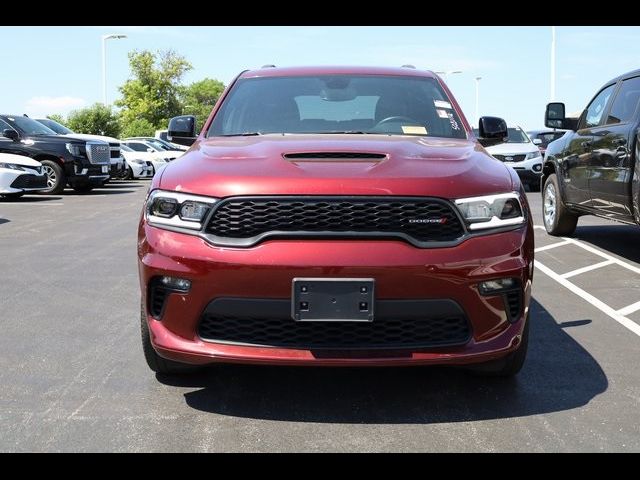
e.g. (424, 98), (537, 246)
(435, 70), (462, 83)
(102, 34), (127, 105)
(550, 26), (556, 102)
(475, 76), (482, 125)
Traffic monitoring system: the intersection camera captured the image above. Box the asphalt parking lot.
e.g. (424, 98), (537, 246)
(1, 181), (639, 452)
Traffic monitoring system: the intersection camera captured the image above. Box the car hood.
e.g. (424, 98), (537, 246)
(158, 134), (515, 198)
(63, 133), (119, 144)
(0, 152), (42, 168)
(485, 142), (538, 155)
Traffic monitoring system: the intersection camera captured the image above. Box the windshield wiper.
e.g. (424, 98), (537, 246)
(303, 130), (371, 135)
(219, 132), (263, 137)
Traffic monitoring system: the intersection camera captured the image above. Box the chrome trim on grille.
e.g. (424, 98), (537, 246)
(86, 141), (111, 165)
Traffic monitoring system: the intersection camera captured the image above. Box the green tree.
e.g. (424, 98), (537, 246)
(46, 114), (66, 125)
(116, 50), (192, 131)
(181, 78), (225, 130)
(119, 118), (155, 138)
(66, 103), (120, 137)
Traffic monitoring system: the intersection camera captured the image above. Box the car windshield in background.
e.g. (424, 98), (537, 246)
(5, 116), (57, 136)
(208, 75), (467, 139)
(36, 119), (74, 135)
(505, 128), (530, 143)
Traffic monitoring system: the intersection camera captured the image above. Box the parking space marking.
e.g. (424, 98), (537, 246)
(617, 300), (640, 317)
(561, 259), (615, 279)
(535, 260), (640, 337)
(0, 203), (63, 206)
(534, 239), (572, 252)
(533, 225), (640, 338)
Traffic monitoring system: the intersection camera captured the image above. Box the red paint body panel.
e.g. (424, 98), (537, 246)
(140, 66), (534, 367)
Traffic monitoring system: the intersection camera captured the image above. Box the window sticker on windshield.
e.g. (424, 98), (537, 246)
(447, 113), (460, 130)
(434, 100), (452, 109)
(402, 125), (428, 135)
(436, 109), (448, 119)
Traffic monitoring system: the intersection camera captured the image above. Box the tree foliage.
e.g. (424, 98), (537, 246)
(181, 78), (226, 130)
(116, 50), (192, 131)
(66, 103), (121, 137)
(46, 114), (66, 125)
(119, 118), (156, 138)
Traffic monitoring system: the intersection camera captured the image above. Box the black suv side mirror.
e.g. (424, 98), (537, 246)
(168, 115), (197, 146)
(2, 129), (19, 141)
(545, 102), (579, 130)
(477, 116), (507, 147)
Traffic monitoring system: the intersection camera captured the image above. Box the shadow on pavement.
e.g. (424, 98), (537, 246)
(64, 189), (136, 196)
(157, 299), (607, 423)
(1, 196), (62, 203)
(0, 218), (9, 225)
(573, 224), (640, 264)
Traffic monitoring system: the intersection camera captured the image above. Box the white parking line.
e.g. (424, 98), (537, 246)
(533, 225), (640, 338)
(617, 300), (640, 317)
(534, 240), (572, 252)
(561, 259), (615, 279)
(535, 260), (640, 338)
(0, 203), (63, 206)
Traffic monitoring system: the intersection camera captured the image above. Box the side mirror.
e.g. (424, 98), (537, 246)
(146, 147), (154, 153)
(168, 115), (197, 146)
(3, 129), (19, 141)
(532, 138), (542, 145)
(477, 116), (507, 147)
(545, 102), (566, 129)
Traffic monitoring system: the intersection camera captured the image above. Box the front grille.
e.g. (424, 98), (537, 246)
(284, 152), (386, 159)
(504, 290), (522, 321)
(10, 174), (47, 189)
(86, 141), (110, 165)
(199, 313), (471, 349)
(493, 154), (526, 162)
(205, 197), (465, 247)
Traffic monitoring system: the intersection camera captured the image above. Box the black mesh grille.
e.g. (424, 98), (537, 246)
(284, 152), (386, 159)
(10, 174), (47, 189)
(149, 285), (169, 318)
(206, 197), (464, 246)
(198, 314), (471, 349)
(493, 154), (526, 162)
(504, 291), (522, 321)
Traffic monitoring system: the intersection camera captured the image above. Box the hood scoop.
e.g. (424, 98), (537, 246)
(284, 152), (386, 161)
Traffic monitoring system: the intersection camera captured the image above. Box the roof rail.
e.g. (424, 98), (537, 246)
(401, 64), (416, 69)
(261, 64), (276, 68)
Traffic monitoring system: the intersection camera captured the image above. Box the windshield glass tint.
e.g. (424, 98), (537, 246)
(6, 116), (57, 136)
(505, 128), (529, 143)
(37, 119), (73, 134)
(208, 75), (467, 139)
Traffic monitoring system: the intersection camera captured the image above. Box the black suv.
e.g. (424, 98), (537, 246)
(0, 115), (111, 194)
(542, 68), (640, 235)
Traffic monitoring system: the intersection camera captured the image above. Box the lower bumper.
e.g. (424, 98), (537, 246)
(510, 168), (541, 184)
(1, 172), (48, 193)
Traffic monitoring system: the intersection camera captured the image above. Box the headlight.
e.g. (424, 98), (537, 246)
(0, 162), (25, 171)
(525, 150), (542, 160)
(65, 143), (86, 157)
(145, 190), (218, 231)
(132, 159), (146, 165)
(455, 192), (525, 231)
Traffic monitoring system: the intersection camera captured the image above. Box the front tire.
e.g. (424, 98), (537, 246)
(543, 173), (578, 236)
(124, 166), (134, 180)
(140, 302), (199, 375)
(468, 316), (529, 377)
(40, 160), (66, 195)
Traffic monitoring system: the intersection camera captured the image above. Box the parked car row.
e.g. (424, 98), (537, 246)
(0, 115), (187, 196)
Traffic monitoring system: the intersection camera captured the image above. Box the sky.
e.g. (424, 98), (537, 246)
(1, 26), (639, 132)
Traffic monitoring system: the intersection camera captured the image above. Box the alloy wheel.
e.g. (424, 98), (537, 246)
(544, 182), (556, 228)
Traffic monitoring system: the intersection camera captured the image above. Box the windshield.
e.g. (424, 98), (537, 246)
(146, 139), (172, 150)
(36, 118), (74, 135)
(505, 128), (530, 143)
(5, 116), (57, 136)
(208, 75), (467, 139)
(120, 145), (134, 152)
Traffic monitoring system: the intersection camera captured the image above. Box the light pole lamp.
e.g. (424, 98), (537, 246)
(102, 34), (127, 105)
(475, 76), (482, 125)
(435, 70), (462, 83)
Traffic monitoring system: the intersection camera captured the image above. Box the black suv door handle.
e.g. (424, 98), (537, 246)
(612, 137), (627, 146)
(581, 140), (592, 148)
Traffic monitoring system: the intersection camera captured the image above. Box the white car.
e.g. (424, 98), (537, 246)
(120, 145), (155, 179)
(35, 118), (127, 178)
(153, 130), (189, 151)
(0, 153), (48, 199)
(476, 126), (543, 192)
(121, 140), (185, 162)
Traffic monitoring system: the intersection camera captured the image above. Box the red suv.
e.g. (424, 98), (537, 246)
(138, 66), (534, 377)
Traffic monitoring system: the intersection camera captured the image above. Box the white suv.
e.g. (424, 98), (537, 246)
(475, 126), (543, 192)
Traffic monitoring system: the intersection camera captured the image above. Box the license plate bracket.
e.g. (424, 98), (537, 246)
(292, 278), (375, 322)
(102, 165), (109, 173)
